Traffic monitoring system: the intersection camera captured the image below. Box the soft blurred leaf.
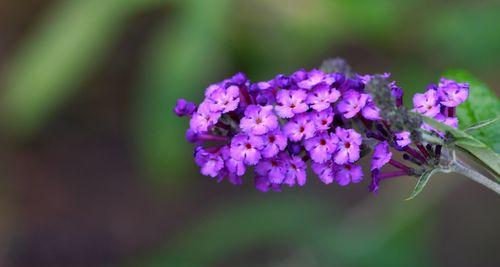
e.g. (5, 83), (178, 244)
(442, 70), (500, 151)
(133, 0), (231, 185)
(464, 117), (499, 133)
(456, 144), (500, 178)
(405, 169), (438, 200)
(0, 0), (169, 138)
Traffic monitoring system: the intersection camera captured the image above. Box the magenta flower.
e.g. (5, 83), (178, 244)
(208, 85), (240, 113)
(283, 155), (307, 186)
(413, 89), (440, 117)
(371, 141), (392, 171)
(255, 153), (287, 184)
(194, 147), (224, 178)
(240, 105), (278, 135)
(283, 113), (316, 142)
(361, 97), (381, 120)
(297, 69), (334, 90)
(311, 161), (335, 184)
(261, 129), (288, 158)
(174, 98), (196, 117)
(332, 127), (362, 165)
(306, 84), (341, 111)
(337, 90), (369, 118)
(304, 132), (337, 163)
(437, 78), (469, 107)
(395, 131), (411, 147)
(230, 134), (264, 165)
(311, 108), (334, 132)
(221, 146), (246, 176)
(189, 101), (221, 133)
(176, 64), (470, 194)
(335, 164), (363, 186)
(275, 89), (309, 118)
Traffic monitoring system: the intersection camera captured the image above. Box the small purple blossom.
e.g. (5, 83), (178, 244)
(261, 129), (288, 158)
(230, 134), (264, 165)
(255, 153), (287, 184)
(311, 108), (334, 131)
(189, 101), (221, 133)
(413, 89), (440, 117)
(304, 132), (336, 163)
(395, 131), (411, 147)
(311, 161), (335, 184)
(275, 89), (309, 118)
(208, 85), (240, 113)
(332, 127), (362, 165)
(371, 141), (392, 171)
(437, 78), (469, 107)
(297, 69), (334, 90)
(283, 113), (316, 142)
(361, 100), (381, 120)
(174, 99), (196, 117)
(337, 90), (369, 118)
(240, 105), (278, 135)
(283, 155), (307, 186)
(194, 147), (224, 178)
(306, 84), (341, 111)
(335, 164), (363, 186)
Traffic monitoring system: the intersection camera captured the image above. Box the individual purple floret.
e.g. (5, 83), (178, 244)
(395, 131), (411, 147)
(304, 132), (336, 163)
(175, 63), (469, 194)
(413, 89), (440, 117)
(283, 113), (316, 141)
(255, 153), (287, 184)
(337, 90), (369, 118)
(207, 85), (240, 113)
(335, 164), (363, 186)
(306, 84), (341, 111)
(189, 101), (221, 133)
(240, 105), (278, 135)
(230, 134), (263, 165)
(332, 127), (362, 165)
(311, 108), (334, 131)
(174, 98), (196, 117)
(284, 155), (307, 186)
(261, 129), (288, 158)
(275, 89), (309, 118)
(437, 78), (469, 107)
(371, 141), (392, 171)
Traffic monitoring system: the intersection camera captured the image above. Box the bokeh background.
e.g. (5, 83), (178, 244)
(0, 0), (499, 266)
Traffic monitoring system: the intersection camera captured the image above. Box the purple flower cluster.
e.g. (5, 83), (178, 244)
(175, 67), (469, 194)
(413, 78), (467, 133)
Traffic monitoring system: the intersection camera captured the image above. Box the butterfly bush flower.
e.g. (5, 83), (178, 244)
(174, 60), (470, 194)
(275, 89), (309, 118)
(240, 105), (278, 135)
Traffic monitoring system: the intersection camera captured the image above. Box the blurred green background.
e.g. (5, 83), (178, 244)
(0, 0), (499, 266)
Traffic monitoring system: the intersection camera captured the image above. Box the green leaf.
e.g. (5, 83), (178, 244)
(420, 115), (485, 148)
(442, 70), (500, 152)
(464, 117), (500, 133)
(420, 115), (500, 177)
(405, 169), (439, 200)
(456, 144), (500, 178)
